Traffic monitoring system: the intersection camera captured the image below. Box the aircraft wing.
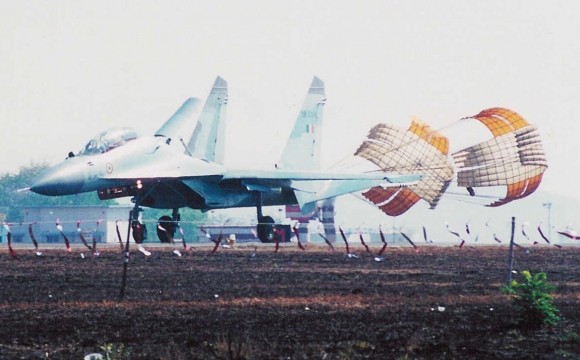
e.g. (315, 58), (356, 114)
(102, 161), (419, 186)
(101, 157), (420, 211)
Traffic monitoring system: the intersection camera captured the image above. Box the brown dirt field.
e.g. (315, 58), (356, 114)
(0, 244), (579, 359)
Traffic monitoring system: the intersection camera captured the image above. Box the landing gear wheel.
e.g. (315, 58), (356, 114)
(157, 215), (176, 243)
(257, 216), (275, 243)
(131, 221), (148, 244)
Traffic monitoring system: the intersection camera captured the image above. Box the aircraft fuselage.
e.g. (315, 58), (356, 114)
(30, 134), (300, 211)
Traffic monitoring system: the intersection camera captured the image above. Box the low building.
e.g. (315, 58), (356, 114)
(286, 199), (336, 242)
(197, 224), (292, 244)
(8, 206), (132, 245)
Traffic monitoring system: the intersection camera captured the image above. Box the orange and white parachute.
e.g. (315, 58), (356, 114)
(355, 118), (454, 216)
(353, 108), (547, 216)
(452, 108), (547, 207)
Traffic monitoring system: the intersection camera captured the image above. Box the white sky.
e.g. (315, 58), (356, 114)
(1, 1), (579, 201)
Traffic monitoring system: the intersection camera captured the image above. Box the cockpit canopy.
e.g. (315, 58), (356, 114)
(78, 127), (139, 156)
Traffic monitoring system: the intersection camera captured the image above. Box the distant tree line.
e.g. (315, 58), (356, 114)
(0, 163), (113, 222)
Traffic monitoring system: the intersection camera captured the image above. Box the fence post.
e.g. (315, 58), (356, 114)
(506, 216), (516, 284)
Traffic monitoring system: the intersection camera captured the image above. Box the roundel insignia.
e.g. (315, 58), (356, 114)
(106, 163), (114, 174)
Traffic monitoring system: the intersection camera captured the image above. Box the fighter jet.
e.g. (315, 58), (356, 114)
(30, 76), (421, 242)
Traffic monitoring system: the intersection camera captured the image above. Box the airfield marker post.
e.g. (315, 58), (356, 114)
(506, 216), (516, 284)
(119, 209), (133, 301)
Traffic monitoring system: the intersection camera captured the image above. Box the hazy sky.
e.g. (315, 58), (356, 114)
(1, 1), (579, 203)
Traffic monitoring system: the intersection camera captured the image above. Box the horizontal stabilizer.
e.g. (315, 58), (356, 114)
(223, 168), (421, 210)
(293, 174), (422, 210)
(222, 169), (420, 183)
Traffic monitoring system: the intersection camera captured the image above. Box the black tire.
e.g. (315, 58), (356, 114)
(132, 221), (148, 244)
(157, 215), (176, 243)
(257, 215), (275, 243)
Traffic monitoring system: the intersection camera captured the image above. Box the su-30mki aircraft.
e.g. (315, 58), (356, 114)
(30, 77), (422, 242)
(30, 76), (548, 244)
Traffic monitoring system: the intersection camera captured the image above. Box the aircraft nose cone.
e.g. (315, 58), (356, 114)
(30, 162), (85, 196)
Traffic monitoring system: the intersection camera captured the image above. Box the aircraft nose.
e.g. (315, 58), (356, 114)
(30, 161), (85, 196)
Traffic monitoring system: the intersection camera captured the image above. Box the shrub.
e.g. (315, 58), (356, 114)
(502, 270), (560, 328)
(99, 343), (127, 360)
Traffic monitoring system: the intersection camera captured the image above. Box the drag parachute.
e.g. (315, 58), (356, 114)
(452, 108), (547, 207)
(355, 118), (454, 216)
(352, 107), (547, 216)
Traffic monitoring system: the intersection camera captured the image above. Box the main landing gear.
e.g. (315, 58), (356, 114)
(128, 204), (179, 244)
(156, 209), (180, 243)
(255, 192), (275, 243)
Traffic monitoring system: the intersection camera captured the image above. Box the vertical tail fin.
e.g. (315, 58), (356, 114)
(186, 76), (228, 163)
(155, 98), (203, 140)
(277, 76), (326, 171)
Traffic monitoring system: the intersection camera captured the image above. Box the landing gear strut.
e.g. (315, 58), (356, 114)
(131, 207), (147, 243)
(255, 192), (275, 243)
(120, 198), (143, 301)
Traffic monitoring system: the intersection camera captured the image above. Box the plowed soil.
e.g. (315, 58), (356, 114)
(0, 244), (579, 359)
